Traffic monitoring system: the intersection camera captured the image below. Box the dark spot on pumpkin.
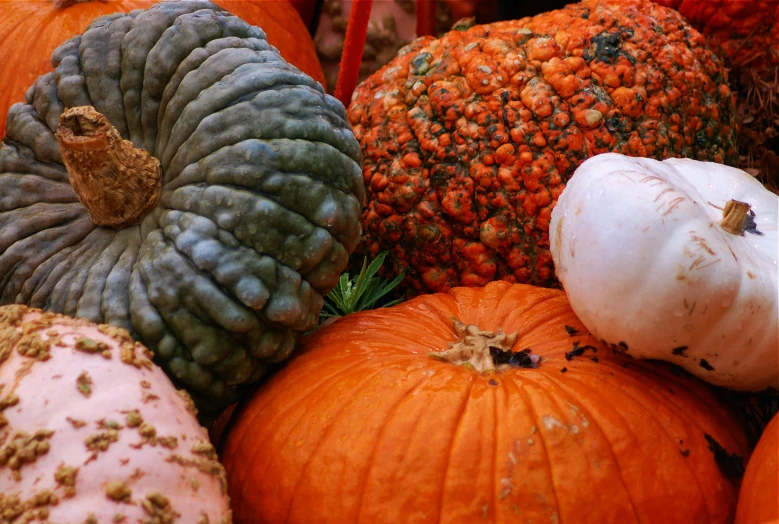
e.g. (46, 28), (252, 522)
(584, 31), (630, 64)
(672, 346), (688, 356)
(565, 341), (597, 361)
(560, 367), (568, 373)
(704, 434), (745, 478)
(590, 356), (599, 363)
(489, 379), (498, 386)
(564, 325), (579, 336)
(679, 449), (690, 457)
(618, 341), (628, 350)
(699, 359), (715, 371)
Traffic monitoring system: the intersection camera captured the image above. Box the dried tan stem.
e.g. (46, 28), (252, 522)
(719, 200), (752, 236)
(430, 320), (518, 372)
(56, 106), (162, 229)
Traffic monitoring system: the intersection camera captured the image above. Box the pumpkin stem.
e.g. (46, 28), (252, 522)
(56, 106), (162, 229)
(430, 320), (520, 373)
(719, 199), (752, 235)
(416, 0), (437, 37)
(334, 0), (374, 107)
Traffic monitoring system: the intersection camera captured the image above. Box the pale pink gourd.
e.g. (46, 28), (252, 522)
(0, 305), (231, 522)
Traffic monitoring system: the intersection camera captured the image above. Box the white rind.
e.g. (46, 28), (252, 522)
(550, 153), (778, 391)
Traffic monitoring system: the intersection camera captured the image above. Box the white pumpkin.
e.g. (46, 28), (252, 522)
(0, 305), (231, 522)
(550, 153), (778, 391)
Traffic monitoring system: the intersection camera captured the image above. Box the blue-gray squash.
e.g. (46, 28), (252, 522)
(0, 0), (365, 414)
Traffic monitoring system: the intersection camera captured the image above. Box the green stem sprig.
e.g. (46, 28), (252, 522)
(321, 251), (404, 319)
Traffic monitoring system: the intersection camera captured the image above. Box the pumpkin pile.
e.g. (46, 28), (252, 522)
(348, 0), (739, 294)
(0, 0), (777, 521)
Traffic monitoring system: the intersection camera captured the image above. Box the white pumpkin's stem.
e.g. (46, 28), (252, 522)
(429, 320), (519, 372)
(719, 199), (752, 236)
(56, 106), (162, 229)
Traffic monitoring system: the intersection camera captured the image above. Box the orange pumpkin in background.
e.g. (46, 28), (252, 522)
(222, 281), (751, 523)
(654, 0), (778, 69)
(736, 413), (779, 524)
(0, 0), (325, 138)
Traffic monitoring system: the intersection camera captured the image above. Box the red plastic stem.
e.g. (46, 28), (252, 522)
(334, 0), (374, 108)
(416, 0), (437, 37)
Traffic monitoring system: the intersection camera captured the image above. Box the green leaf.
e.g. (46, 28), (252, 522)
(319, 252), (404, 321)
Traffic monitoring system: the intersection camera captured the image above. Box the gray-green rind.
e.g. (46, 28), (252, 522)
(0, 0), (364, 414)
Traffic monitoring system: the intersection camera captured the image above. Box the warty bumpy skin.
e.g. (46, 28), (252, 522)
(0, 0), (365, 415)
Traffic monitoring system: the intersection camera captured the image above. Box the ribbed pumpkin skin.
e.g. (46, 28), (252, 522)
(0, 0), (325, 139)
(222, 281), (749, 523)
(347, 0), (738, 295)
(0, 0), (364, 414)
(736, 413), (779, 524)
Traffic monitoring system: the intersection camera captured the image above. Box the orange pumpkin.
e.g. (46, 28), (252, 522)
(736, 413), (779, 524)
(222, 281), (750, 523)
(0, 0), (325, 138)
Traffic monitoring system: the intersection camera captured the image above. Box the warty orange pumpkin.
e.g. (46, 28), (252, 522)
(736, 412), (779, 524)
(0, 0), (325, 139)
(221, 281), (750, 523)
(347, 0), (739, 295)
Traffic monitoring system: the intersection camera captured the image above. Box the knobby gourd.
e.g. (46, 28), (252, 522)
(0, 305), (231, 522)
(347, 0), (739, 295)
(0, 0), (365, 415)
(222, 281), (750, 523)
(550, 153), (778, 392)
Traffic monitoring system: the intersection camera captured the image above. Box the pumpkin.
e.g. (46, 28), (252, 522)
(654, 0), (778, 70)
(549, 153), (778, 392)
(346, 0), (739, 296)
(736, 413), (779, 524)
(0, 305), (230, 522)
(0, 0), (326, 139)
(653, 0), (779, 193)
(221, 281), (750, 523)
(0, 0), (365, 415)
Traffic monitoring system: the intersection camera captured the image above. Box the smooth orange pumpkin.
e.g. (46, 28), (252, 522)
(736, 413), (779, 524)
(222, 281), (750, 523)
(0, 0), (325, 138)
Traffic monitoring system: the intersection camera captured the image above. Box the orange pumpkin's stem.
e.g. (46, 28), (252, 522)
(416, 0), (437, 37)
(334, 0), (374, 107)
(429, 320), (519, 373)
(56, 106), (162, 229)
